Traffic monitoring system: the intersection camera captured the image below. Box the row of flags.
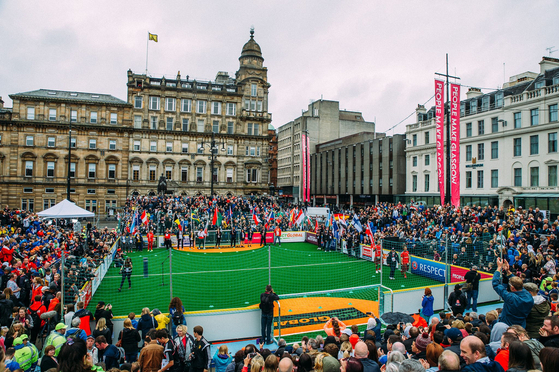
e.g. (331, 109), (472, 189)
(127, 204), (373, 243)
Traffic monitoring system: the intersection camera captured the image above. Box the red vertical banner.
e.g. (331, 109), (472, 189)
(301, 133), (307, 202)
(450, 84), (461, 207)
(435, 80), (445, 205)
(306, 134), (311, 202)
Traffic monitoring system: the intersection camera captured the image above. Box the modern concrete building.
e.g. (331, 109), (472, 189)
(277, 99), (375, 201)
(405, 56), (559, 217)
(0, 30), (274, 214)
(311, 132), (407, 207)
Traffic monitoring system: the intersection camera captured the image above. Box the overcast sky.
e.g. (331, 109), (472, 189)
(1, 1), (558, 134)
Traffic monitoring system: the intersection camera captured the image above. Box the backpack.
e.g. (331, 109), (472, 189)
(172, 310), (184, 326)
(66, 328), (81, 343)
(117, 345), (126, 363)
(28, 308), (41, 329)
(259, 293), (272, 309)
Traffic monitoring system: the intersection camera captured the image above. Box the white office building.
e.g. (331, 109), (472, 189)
(405, 56), (559, 217)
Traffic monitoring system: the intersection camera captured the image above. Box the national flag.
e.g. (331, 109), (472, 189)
(365, 222), (374, 243)
(141, 211), (148, 225)
(351, 214), (363, 232)
(191, 211), (200, 223)
(175, 219), (182, 231)
(202, 221), (209, 237)
(295, 210), (305, 226)
(212, 208), (223, 226)
(315, 218), (319, 232)
(226, 207), (233, 225)
(148, 33), (158, 42)
(130, 211), (138, 234)
(333, 220), (339, 239)
(266, 211), (274, 224)
(325, 211), (331, 229)
(252, 210), (261, 225)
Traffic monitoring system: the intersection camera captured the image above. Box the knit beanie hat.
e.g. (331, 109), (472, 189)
(415, 332), (430, 352)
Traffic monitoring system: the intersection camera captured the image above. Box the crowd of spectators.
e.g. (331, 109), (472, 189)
(2, 196), (559, 371)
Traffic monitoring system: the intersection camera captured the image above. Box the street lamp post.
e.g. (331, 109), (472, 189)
(67, 121), (72, 201)
(199, 131), (225, 196)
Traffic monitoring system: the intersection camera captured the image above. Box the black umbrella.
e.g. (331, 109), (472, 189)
(380, 312), (414, 325)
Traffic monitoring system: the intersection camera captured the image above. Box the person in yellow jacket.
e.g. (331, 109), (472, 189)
(21, 334), (39, 370)
(13, 337), (34, 372)
(152, 309), (170, 330)
(43, 322), (67, 357)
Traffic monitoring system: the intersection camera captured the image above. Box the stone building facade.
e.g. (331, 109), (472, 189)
(0, 30), (273, 214)
(277, 100), (375, 201)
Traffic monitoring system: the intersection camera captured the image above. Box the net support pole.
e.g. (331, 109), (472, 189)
(169, 246), (173, 299)
(444, 234), (449, 311)
(379, 239), (383, 289)
(268, 245), (271, 285)
(61, 248), (65, 316)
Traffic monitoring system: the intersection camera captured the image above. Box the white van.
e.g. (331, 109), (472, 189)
(306, 207), (330, 217)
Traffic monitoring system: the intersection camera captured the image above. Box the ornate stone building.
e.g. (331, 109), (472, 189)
(0, 30), (273, 214)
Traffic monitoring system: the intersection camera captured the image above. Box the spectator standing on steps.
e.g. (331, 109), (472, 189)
(259, 285), (279, 345)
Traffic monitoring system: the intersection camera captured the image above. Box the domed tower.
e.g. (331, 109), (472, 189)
(236, 28), (271, 113)
(235, 28), (272, 195)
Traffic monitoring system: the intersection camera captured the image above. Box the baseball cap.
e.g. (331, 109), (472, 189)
(444, 327), (463, 341)
(13, 337), (22, 346)
(55, 323), (67, 331)
(20, 334), (28, 340)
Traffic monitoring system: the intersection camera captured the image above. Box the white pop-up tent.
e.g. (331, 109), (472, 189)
(37, 199), (95, 218)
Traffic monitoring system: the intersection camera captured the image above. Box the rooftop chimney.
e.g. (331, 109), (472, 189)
(540, 56), (559, 74)
(466, 87), (483, 99)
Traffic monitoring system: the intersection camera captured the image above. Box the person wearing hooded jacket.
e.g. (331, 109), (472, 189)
(0, 293), (14, 327)
(448, 285), (467, 316)
(137, 307), (158, 341)
(65, 317), (87, 341)
(212, 345), (232, 372)
(524, 282), (551, 339)
(421, 288), (434, 323)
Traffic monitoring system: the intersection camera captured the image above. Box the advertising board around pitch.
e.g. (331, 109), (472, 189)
(410, 256), (446, 283)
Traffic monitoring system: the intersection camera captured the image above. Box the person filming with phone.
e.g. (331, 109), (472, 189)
(260, 285), (279, 345)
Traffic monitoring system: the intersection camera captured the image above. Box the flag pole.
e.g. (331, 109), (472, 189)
(146, 32), (149, 75)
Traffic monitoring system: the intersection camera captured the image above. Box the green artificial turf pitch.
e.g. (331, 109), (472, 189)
(88, 243), (440, 317)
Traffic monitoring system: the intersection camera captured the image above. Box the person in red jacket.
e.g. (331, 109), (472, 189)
(494, 332), (519, 371)
(147, 230), (155, 252)
(72, 301), (94, 336)
(28, 295), (46, 344)
(401, 245), (410, 279)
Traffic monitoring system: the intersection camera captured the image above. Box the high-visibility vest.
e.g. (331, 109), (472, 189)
(14, 346), (33, 371)
(44, 332), (66, 356)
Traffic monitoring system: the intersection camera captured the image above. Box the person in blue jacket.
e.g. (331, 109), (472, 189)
(492, 258), (533, 328)
(421, 287), (435, 323)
